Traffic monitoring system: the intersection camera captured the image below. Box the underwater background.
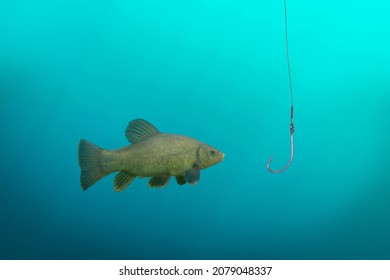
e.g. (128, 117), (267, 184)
(1, 0), (389, 260)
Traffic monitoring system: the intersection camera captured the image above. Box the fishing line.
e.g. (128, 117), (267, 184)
(266, 0), (295, 173)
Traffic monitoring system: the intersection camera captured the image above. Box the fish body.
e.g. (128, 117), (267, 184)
(78, 119), (224, 191)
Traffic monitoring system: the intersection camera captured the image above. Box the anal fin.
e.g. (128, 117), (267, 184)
(114, 171), (135, 192)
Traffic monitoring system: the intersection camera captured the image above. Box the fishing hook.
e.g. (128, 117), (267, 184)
(266, 0), (295, 173)
(266, 106), (294, 173)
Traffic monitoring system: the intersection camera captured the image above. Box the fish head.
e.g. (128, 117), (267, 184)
(198, 144), (224, 168)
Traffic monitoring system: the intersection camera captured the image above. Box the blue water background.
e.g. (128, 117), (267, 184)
(1, 0), (389, 259)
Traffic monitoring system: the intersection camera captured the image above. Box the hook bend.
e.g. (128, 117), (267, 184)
(266, 125), (294, 173)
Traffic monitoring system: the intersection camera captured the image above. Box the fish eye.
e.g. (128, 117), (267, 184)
(210, 149), (216, 155)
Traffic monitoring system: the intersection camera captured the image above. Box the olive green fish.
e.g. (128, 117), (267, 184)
(78, 119), (224, 191)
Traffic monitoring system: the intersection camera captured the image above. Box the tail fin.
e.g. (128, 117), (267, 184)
(78, 139), (107, 191)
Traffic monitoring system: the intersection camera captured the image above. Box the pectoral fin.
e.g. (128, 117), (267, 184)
(184, 164), (200, 185)
(148, 175), (171, 188)
(114, 171), (135, 192)
(175, 176), (187, 185)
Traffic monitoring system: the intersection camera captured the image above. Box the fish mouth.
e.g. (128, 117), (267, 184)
(221, 153), (225, 161)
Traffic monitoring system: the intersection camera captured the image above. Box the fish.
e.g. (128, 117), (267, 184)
(78, 119), (224, 191)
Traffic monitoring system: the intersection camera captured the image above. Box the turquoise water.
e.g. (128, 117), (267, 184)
(1, 0), (389, 259)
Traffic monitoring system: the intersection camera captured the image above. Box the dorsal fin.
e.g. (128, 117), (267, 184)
(125, 119), (160, 143)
